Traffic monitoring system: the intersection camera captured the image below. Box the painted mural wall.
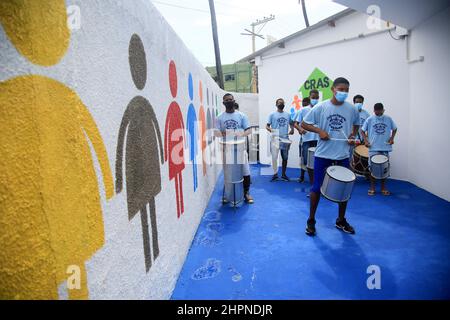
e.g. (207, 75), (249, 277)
(0, 0), (227, 299)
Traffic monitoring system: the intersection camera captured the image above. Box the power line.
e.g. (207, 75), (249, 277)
(151, 0), (234, 16)
(214, 0), (269, 16)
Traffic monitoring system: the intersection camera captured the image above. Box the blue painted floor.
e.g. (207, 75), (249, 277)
(171, 164), (450, 300)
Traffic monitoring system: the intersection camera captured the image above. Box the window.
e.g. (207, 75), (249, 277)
(225, 74), (235, 82)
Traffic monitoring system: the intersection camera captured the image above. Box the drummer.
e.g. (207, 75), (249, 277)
(215, 93), (254, 204)
(353, 94), (371, 143)
(301, 77), (360, 236)
(294, 90), (320, 184)
(361, 103), (397, 196)
(266, 98), (294, 181)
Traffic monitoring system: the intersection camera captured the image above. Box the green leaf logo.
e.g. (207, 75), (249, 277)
(299, 68), (333, 100)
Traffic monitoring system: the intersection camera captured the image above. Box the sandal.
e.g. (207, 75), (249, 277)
(381, 190), (391, 196)
(368, 189), (375, 196)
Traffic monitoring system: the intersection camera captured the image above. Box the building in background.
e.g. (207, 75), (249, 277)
(206, 63), (253, 93)
(239, 1), (450, 201)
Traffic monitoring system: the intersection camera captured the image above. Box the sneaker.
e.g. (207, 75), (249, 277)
(280, 174), (290, 182)
(270, 174), (278, 182)
(305, 218), (316, 236)
(244, 193), (254, 204)
(335, 218), (355, 234)
(298, 176), (305, 183)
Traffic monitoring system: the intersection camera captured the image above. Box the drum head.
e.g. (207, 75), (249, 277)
(326, 165), (356, 183)
(220, 137), (246, 145)
(371, 154), (388, 164)
(355, 145), (369, 158)
(278, 138), (292, 144)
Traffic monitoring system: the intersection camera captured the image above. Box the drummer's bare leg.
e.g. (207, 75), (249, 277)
(381, 179), (390, 195)
(338, 201), (348, 221)
(307, 168), (314, 185)
(369, 176), (376, 195)
(243, 175), (254, 203)
(281, 153), (289, 181)
(308, 192), (320, 221)
(243, 159), (254, 203)
(282, 160), (288, 176)
(299, 142), (307, 182)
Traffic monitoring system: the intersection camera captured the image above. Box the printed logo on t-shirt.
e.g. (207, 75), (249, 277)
(224, 119), (239, 130)
(327, 114), (346, 131)
(373, 123), (387, 134)
(277, 117), (288, 127)
(360, 116), (368, 125)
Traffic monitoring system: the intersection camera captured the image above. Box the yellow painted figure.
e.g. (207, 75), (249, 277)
(0, 1), (114, 299)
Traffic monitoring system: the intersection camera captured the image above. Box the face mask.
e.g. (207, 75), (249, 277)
(310, 99), (319, 106)
(224, 101), (235, 109)
(355, 103), (363, 111)
(335, 91), (348, 102)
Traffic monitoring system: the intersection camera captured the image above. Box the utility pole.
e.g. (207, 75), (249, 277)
(208, 0), (224, 89)
(241, 15), (275, 93)
(299, 0), (310, 27)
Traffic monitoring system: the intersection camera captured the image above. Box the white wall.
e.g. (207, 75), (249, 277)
(257, 12), (410, 180)
(233, 92), (259, 127)
(0, 0), (223, 299)
(407, 6), (450, 201)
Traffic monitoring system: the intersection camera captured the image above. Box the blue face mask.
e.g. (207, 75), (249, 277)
(355, 103), (363, 111)
(335, 91), (348, 102)
(310, 99), (319, 106)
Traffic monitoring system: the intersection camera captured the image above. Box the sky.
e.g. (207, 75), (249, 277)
(151, 0), (347, 66)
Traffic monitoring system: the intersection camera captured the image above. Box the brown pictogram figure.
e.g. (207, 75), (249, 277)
(116, 34), (164, 272)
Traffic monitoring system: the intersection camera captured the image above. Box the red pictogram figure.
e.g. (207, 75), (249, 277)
(164, 60), (186, 218)
(198, 81), (207, 176)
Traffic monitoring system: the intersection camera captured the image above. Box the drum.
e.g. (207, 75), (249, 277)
(220, 137), (246, 208)
(320, 166), (356, 203)
(351, 145), (369, 175)
(278, 137), (292, 150)
(306, 147), (316, 170)
(370, 154), (390, 179)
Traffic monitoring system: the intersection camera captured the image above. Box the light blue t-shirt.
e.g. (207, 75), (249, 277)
(303, 99), (360, 160)
(267, 111), (292, 139)
(294, 106), (319, 142)
(362, 114), (397, 152)
(215, 111), (250, 133)
(358, 109), (371, 140)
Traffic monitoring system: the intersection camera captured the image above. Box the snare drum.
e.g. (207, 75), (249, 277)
(320, 166), (356, 203)
(351, 145), (369, 175)
(278, 137), (292, 151)
(370, 154), (390, 180)
(220, 138), (246, 207)
(306, 147), (316, 170)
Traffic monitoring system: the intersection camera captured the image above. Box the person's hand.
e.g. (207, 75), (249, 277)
(319, 130), (329, 140)
(388, 137), (395, 145)
(365, 141), (371, 148)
